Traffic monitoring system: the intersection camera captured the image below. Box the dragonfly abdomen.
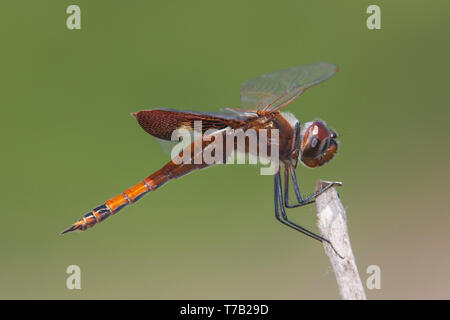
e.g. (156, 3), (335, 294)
(60, 159), (208, 234)
(60, 180), (152, 234)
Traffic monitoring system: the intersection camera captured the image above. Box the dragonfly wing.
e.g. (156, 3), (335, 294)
(220, 107), (259, 118)
(132, 108), (248, 141)
(240, 62), (338, 112)
(154, 137), (183, 155)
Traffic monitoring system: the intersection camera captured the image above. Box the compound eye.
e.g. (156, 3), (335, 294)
(301, 121), (331, 160)
(311, 137), (319, 148)
(319, 138), (330, 154)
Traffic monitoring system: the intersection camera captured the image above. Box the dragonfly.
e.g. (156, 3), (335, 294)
(61, 62), (340, 251)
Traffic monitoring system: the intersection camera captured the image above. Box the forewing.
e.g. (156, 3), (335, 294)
(240, 62), (337, 112)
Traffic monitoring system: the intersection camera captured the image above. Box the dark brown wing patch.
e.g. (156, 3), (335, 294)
(132, 108), (245, 140)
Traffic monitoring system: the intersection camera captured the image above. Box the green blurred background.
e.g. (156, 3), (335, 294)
(1, 0), (449, 299)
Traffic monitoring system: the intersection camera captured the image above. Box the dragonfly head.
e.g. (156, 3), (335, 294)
(299, 120), (338, 168)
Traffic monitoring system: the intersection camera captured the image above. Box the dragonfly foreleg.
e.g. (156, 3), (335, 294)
(284, 164), (338, 208)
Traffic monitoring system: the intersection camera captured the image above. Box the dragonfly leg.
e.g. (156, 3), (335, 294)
(276, 170), (344, 257)
(274, 171), (326, 243)
(284, 164), (339, 208)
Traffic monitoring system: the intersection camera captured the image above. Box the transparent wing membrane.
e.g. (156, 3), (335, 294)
(241, 62), (337, 112)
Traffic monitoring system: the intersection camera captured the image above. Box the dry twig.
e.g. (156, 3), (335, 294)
(315, 180), (367, 300)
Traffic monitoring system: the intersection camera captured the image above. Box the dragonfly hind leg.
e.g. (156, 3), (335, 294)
(275, 168), (344, 258)
(274, 171), (327, 243)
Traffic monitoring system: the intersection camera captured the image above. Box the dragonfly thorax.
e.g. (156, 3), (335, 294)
(277, 112), (302, 168)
